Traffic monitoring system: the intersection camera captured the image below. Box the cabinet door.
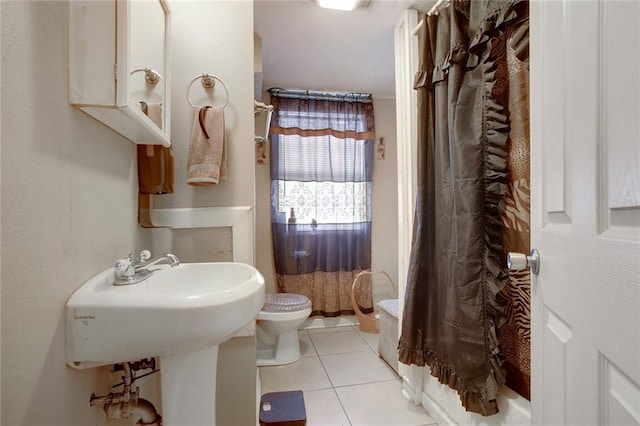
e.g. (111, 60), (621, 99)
(69, 1), (117, 105)
(69, 0), (171, 147)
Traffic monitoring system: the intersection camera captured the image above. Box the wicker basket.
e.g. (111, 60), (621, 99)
(350, 270), (395, 334)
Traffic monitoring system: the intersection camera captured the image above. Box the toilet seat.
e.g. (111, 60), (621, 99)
(261, 293), (312, 313)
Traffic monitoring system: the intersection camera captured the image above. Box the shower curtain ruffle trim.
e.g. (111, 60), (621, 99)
(397, 344), (505, 416)
(399, 0), (526, 416)
(465, 0), (525, 69)
(417, 0), (525, 86)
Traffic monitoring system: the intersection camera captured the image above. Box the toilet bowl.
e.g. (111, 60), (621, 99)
(256, 293), (312, 367)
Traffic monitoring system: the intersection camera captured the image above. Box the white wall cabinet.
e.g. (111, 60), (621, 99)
(69, 0), (171, 147)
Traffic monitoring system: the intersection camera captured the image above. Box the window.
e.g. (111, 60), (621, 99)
(272, 134), (371, 226)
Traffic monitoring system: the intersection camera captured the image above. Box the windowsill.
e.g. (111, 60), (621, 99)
(283, 226), (369, 236)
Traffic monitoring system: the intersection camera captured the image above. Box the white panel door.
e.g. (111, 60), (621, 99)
(530, 1), (640, 425)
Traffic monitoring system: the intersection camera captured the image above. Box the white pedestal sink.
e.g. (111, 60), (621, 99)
(66, 262), (265, 425)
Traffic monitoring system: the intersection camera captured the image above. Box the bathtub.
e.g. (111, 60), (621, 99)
(400, 365), (531, 426)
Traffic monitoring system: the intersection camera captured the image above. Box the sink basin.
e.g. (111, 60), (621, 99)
(66, 262), (265, 369)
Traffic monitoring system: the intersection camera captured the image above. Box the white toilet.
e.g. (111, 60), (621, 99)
(256, 293), (312, 367)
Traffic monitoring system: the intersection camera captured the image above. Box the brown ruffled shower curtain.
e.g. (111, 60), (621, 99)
(398, 0), (529, 415)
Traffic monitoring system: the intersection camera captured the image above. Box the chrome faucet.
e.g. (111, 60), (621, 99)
(114, 250), (180, 285)
(134, 252), (180, 271)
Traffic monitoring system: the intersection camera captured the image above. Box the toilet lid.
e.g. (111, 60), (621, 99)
(263, 293), (312, 313)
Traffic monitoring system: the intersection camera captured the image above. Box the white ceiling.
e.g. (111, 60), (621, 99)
(254, 0), (428, 99)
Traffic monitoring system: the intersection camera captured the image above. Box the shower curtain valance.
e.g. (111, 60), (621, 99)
(268, 89), (376, 141)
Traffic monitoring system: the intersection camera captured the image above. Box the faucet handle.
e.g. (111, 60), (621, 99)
(115, 257), (134, 277)
(115, 258), (130, 271)
(137, 250), (151, 262)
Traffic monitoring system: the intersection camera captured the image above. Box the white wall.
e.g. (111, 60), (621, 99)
(155, 0), (255, 209)
(254, 96), (399, 301)
(1, 1), (255, 424)
(254, 99), (276, 291)
(371, 98), (399, 301)
(1, 2), (150, 424)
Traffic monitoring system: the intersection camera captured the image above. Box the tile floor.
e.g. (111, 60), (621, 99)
(258, 323), (437, 426)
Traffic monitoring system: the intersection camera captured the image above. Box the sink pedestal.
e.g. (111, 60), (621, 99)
(160, 346), (219, 425)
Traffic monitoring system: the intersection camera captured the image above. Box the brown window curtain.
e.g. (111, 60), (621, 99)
(268, 89), (375, 317)
(398, 0), (529, 416)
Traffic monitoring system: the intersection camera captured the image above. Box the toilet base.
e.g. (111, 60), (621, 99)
(256, 329), (302, 367)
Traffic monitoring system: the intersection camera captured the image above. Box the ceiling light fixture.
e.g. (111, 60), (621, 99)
(316, 0), (371, 11)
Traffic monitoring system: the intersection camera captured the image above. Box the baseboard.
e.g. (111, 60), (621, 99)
(401, 374), (457, 426)
(301, 315), (359, 330)
(421, 388), (457, 426)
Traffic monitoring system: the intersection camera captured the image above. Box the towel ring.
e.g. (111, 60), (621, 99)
(186, 73), (230, 109)
(130, 68), (164, 85)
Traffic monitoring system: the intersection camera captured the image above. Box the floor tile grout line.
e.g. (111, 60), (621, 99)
(316, 348), (375, 357)
(264, 325), (435, 426)
(300, 345), (358, 426)
(313, 327), (366, 426)
(315, 334), (403, 426)
(307, 328), (374, 357)
(316, 352), (337, 390)
(352, 325), (381, 354)
(330, 385), (354, 425)
(332, 377), (402, 390)
(306, 330), (321, 359)
(303, 332), (339, 392)
(300, 329), (320, 358)
(305, 326), (361, 335)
